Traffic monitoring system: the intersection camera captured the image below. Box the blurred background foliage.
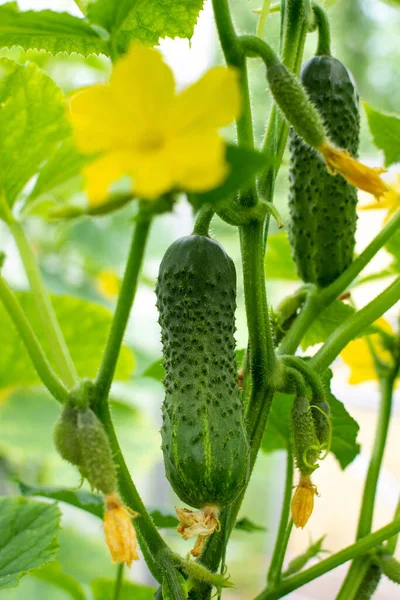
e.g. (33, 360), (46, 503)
(0, 0), (399, 599)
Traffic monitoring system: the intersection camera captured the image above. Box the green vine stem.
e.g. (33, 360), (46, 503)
(0, 276), (69, 403)
(193, 205), (214, 236)
(335, 361), (400, 599)
(312, 3), (331, 56)
(0, 196), (78, 388)
(113, 563), (124, 600)
(279, 209), (400, 355)
(255, 518), (400, 600)
(280, 356), (325, 399)
(310, 277), (400, 373)
(95, 214), (152, 404)
(95, 399), (174, 582)
(211, 0), (257, 207)
(256, 0), (273, 38)
(386, 497), (400, 555)
(267, 446), (294, 587)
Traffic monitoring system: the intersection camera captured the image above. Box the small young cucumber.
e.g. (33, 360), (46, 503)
(156, 234), (250, 509)
(288, 55), (360, 287)
(291, 395), (320, 477)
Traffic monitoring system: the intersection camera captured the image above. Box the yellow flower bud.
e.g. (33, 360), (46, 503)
(318, 141), (387, 200)
(291, 475), (318, 529)
(104, 493), (139, 566)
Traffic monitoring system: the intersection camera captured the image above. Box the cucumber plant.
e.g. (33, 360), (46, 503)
(0, 1), (399, 600)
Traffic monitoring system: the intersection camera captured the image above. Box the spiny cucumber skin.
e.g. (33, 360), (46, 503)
(288, 56), (360, 287)
(291, 396), (319, 477)
(379, 554), (400, 584)
(354, 564), (382, 600)
(156, 235), (250, 509)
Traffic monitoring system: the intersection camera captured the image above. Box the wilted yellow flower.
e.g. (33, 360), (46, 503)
(96, 270), (120, 300)
(341, 319), (394, 384)
(176, 505), (220, 557)
(318, 141), (388, 199)
(104, 493), (139, 566)
(291, 475), (318, 528)
(360, 174), (400, 221)
(69, 43), (241, 205)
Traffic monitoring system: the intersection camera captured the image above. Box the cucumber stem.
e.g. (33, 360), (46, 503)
(193, 204), (214, 236)
(312, 3), (331, 56)
(0, 276), (69, 404)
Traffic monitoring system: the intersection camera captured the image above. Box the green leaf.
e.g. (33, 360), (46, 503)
(189, 145), (268, 210)
(114, 0), (205, 49)
(234, 518), (266, 533)
(29, 139), (88, 202)
(0, 292), (134, 390)
(322, 369), (361, 469)
(300, 300), (355, 350)
(364, 103), (400, 167)
(265, 232), (299, 281)
(0, 58), (70, 209)
(262, 380), (360, 470)
(19, 483), (104, 519)
(88, 0), (144, 33)
(0, 4), (107, 56)
(32, 563), (86, 600)
(0, 497), (60, 589)
(91, 578), (156, 600)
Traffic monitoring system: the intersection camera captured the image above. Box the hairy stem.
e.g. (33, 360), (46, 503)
(96, 216), (151, 403)
(193, 205), (214, 236)
(0, 276), (69, 403)
(255, 519), (400, 600)
(267, 447), (294, 587)
(312, 2), (331, 56)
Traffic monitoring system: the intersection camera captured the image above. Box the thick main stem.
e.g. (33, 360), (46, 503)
(96, 216), (151, 403)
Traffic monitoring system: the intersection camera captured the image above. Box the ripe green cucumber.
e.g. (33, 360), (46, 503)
(156, 234), (250, 509)
(288, 55), (360, 287)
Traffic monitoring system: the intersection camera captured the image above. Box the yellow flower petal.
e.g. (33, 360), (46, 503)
(291, 475), (317, 529)
(83, 153), (127, 205)
(169, 66), (242, 135)
(126, 149), (175, 199)
(341, 319), (393, 384)
(318, 141), (388, 199)
(69, 85), (126, 153)
(110, 42), (175, 134)
(104, 494), (139, 567)
(97, 270), (120, 299)
(168, 132), (228, 192)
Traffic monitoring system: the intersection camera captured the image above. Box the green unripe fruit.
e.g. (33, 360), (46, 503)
(267, 61), (326, 149)
(156, 234), (250, 509)
(53, 406), (81, 466)
(311, 399), (331, 448)
(379, 553), (400, 584)
(288, 55), (360, 287)
(354, 564), (381, 600)
(53, 406), (117, 495)
(291, 396), (320, 477)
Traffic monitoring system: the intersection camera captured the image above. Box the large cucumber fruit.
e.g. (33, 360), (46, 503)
(156, 234), (250, 509)
(288, 55), (360, 287)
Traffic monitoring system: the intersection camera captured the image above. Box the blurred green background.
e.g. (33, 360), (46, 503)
(0, 1), (399, 598)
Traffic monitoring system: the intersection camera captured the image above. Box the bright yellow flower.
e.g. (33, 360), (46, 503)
(96, 270), (120, 299)
(68, 43), (242, 205)
(340, 319), (394, 384)
(103, 493), (139, 566)
(291, 475), (318, 529)
(359, 174), (400, 222)
(318, 141), (388, 200)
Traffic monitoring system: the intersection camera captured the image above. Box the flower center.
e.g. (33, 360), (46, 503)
(138, 132), (165, 153)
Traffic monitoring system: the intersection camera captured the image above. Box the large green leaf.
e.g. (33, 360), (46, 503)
(0, 497), (60, 589)
(91, 579), (156, 600)
(189, 145), (268, 210)
(364, 103), (400, 167)
(0, 4), (107, 56)
(114, 0), (205, 49)
(87, 0), (144, 33)
(19, 483), (104, 519)
(262, 381), (360, 470)
(0, 58), (70, 209)
(300, 300), (355, 350)
(0, 292), (134, 390)
(265, 231), (299, 281)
